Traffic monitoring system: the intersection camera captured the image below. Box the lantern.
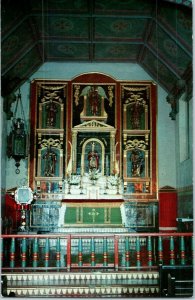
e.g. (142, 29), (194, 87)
(7, 90), (29, 174)
(15, 186), (33, 231)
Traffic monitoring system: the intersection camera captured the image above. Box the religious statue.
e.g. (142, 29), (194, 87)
(46, 100), (57, 128)
(43, 147), (57, 177)
(88, 151), (99, 170)
(130, 101), (144, 129)
(88, 86), (100, 116)
(130, 148), (144, 177)
(88, 142), (99, 171)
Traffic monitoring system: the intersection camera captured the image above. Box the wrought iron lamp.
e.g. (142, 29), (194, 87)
(7, 89), (29, 174)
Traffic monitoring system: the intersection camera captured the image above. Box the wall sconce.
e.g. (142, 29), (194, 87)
(7, 89), (29, 174)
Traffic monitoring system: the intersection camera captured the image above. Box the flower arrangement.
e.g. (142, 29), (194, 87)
(108, 174), (118, 186)
(89, 168), (100, 181)
(68, 174), (80, 185)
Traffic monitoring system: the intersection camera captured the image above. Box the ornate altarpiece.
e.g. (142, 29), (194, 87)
(29, 74), (157, 231)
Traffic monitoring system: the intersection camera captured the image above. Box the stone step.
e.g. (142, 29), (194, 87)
(53, 227), (130, 234)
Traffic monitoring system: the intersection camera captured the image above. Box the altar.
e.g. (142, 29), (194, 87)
(27, 73), (158, 233)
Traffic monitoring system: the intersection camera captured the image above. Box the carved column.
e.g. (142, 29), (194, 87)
(37, 150), (41, 176)
(123, 150), (127, 178)
(60, 105), (64, 128)
(81, 95), (87, 118)
(72, 131), (78, 174)
(110, 132), (116, 174)
(145, 105), (148, 130)
(101, 97), (104, 115)
(123, 105), (127, 129)
(39, 105), (42, 128)
(145, 150), (149, 178)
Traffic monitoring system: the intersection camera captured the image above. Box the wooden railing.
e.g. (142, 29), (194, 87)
(1, 232), (193, 272)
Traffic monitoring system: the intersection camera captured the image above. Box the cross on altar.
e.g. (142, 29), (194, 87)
(88, 208), (99, 223)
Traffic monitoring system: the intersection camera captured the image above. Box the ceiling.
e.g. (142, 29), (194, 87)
(1, 0), (192, 98)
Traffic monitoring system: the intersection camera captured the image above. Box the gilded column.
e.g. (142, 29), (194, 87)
(38, 149), (41, 176)
(39, 105), (42, 128)
(123, 104), (127, 129)
(60, 104), (64, 129)
(145, 150), (149, 177)
(123, 150), (127, 178)
(110, 132), (116, 174)
(145, 105), (148, 129)
(72, 131), (77, 174)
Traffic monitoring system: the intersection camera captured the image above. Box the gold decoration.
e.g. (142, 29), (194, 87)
(125, 139), (147, 150)
(66, 141), (72, 176)
(124, 92), (146, 106)
(40, 138), (62, 149)
(108, 86), (114, 107)
(74, 119), (111, 129)
(79, 138), (87, 146)
(74, 85), (80, 106)
(104, 207), (111, 223)
(39, 84), (66, 91)
(88, 208), (100, 223)
(41, 90), (63, 103)
(122, 86), (148, 92)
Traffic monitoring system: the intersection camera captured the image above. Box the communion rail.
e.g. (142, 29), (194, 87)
(1, 232), (193, 271)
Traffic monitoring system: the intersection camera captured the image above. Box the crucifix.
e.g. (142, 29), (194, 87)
(88, 208), (99, 223)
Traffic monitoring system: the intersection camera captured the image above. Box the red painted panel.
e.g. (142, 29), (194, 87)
(4, 194), (18, 232)
(159, 189), (177, 232)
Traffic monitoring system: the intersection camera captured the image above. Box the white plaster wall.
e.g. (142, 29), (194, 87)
(4, 62), (176, 190)
(157, 88), (176, 189)
(175, 97), (193, 188)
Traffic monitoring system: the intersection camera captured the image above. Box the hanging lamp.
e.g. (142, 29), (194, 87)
(7, 89), (29, 174)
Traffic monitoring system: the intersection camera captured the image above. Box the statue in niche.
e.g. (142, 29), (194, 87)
(46, 100), (57, 128)
(130, 148), (144, 177)
(88, 142), (99, 171)
(130, 101), (144, 129)
(88, 86), (100, 116)
(43, 147), (57, 177)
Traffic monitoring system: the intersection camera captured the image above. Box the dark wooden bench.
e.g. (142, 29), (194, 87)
(159, 265), (193, 297)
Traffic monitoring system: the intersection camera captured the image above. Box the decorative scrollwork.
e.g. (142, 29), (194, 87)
(124, 92), (146, 106)
(80, 120), (106, 128)
(74, 85), (80, 106)
(40, 138), (62, 149)
(39, 84), (66, 91)
(122, 86), (147, 93)
(41, 90), (63, 103)
(125, 139), (147, 150)
(108, 85), (114, 107)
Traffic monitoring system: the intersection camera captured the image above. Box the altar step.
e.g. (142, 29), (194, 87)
(2, 271), (159, 297)
(52, 226), (134, 234)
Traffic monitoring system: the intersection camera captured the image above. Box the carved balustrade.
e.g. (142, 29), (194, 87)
(1, 232), (193, 272)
